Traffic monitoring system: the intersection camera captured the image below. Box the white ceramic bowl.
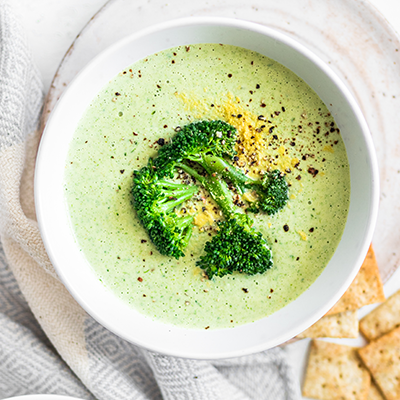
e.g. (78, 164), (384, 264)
(35, 17), (379, 359)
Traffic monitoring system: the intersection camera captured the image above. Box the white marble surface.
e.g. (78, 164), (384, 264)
(12, 0), (400, 397)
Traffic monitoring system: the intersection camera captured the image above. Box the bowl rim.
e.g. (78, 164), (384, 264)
(35, 16), (379, 359)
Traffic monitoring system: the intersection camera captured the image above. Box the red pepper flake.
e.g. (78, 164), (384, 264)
(138, 277), (143, 282)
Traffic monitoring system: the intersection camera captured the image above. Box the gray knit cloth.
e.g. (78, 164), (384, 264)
(0, 3), (301, 399)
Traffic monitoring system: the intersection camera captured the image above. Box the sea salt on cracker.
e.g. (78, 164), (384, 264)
(360, 289), (400, 341)
(297, 310), (358, 338)
(303, 340), (370, 400)
(358, 326), (400, 400)
(326, 246), (385, 316)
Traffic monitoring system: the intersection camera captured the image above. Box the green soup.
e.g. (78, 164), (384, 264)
(64, 44), (350, 330)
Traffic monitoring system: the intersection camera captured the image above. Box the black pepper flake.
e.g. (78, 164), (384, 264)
(282, 106), (286, 112)
(233, 156), (239, 161)
(274, 111), (281, 116)
(283, 224), (289, 232)
(309, 227), (314, 232)
(156, 84), (161, 89)
(202, 206), (206, 212)
(258, 115), (266, 121)
(120, 169), (125, 174)
(290, 142), (295, 146)
(269, 127), (275, 133)
(242, 288), (249, 293)
(205, 326), (210, 330)
(163, 125), (168, 128)
(260, 103), (266, 108)
(211, 104), (214, 107)
(296, 175), (301, 180)
(273, 134), (278, 140)
(171, 60), (175, 64)
(141, 239), (147, 243)
(256, 84), (260, 89)
(138, 277), (143, 282)
(270, 289), (274, 293)
(143, 294), (146, 297)
(296, 257), (300, 261)
(228, 73), (232, 78)
(157, 138), (165, 146)
(133, 132), (138, 136)
(237, 114), (243, 118)
(308, 167), (319, 177)
(115, 92), (121, 96)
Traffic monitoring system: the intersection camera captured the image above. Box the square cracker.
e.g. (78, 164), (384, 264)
(297, 310), (358, 339)
(360, 289), (400, 341)
(368, 382), (385, 400)
(303, 340), (370, 400)
(358, 326), (400, 400)
(326, 246), (385, 315)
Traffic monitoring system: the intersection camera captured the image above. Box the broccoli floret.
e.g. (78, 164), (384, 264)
(175, 163), (273, 279)
(196, 214), (273, 279)
(154, 120), (237, 177)
(132, 164), (198, 259)
(246, 169), (289, 215)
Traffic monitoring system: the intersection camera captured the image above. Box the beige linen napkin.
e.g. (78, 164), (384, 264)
(0, 3), (301, 399)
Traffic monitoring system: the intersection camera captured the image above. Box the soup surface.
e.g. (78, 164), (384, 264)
(64, 44), (350, 329)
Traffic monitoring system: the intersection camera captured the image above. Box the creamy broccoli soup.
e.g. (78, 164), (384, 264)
(64, 44), (350, 329)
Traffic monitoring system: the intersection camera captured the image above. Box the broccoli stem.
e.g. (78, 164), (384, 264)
(157, 182), (198, 215)
(200, 154), (250, 194)
(176, 162), (238, 217)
